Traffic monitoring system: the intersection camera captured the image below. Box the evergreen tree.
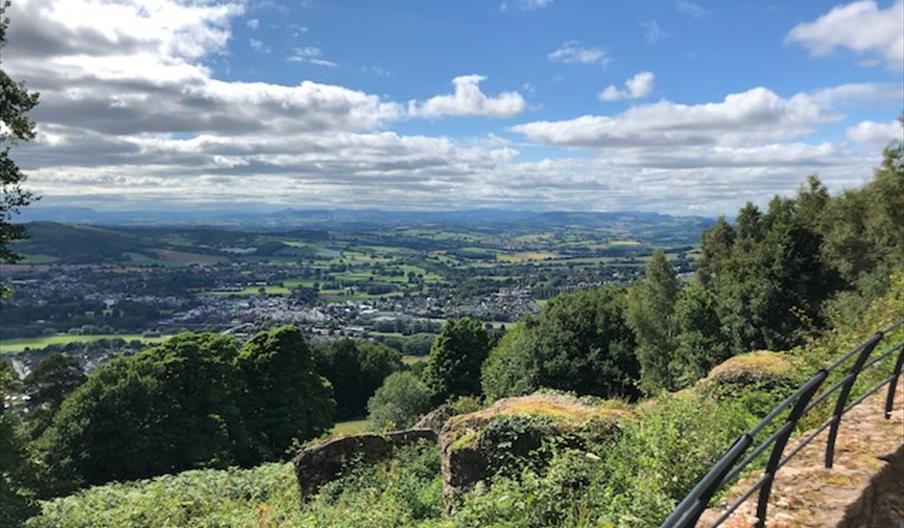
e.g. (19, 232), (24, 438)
(698, 216), (735, 289)
(626, 250), (680, 392)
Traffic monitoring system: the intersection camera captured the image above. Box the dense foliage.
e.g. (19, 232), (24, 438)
(23, 274), (903, 527)
(236, 326), (334, 463)
(28, 326), (333, 496)
(367, 371), (433, 431)
(313, 338), (403, 420)
(22, 354), (85, 439)
(423, 317), (491, 404)
(483, 286), (640, 400)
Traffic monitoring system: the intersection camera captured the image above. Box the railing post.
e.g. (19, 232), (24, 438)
(754, 370), (827, 528)
(824, 332), (883, 469)
(885, 344), (904, 419)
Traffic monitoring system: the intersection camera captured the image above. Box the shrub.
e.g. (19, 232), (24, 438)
(368, 372), (433, 431)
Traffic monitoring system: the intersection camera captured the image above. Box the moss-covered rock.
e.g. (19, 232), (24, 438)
(438, 392), (629, 508)
(706, 350), (798, 388)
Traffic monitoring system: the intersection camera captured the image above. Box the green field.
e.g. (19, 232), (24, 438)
(205, 285), (292, 296)
(329, 418), (369, 437)
(402, 354), (426, 365)
(0, 334), (167, 354)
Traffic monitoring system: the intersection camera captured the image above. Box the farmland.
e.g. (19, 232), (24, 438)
(0, 212), (706, 371)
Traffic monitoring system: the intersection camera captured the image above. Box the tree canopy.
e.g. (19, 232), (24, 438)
(423, 317), (491, 404)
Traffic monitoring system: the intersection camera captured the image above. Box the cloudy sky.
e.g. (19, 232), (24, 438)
(4, 0), (903, 215)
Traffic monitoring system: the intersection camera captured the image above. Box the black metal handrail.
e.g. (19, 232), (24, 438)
(660, 319), (904, 528)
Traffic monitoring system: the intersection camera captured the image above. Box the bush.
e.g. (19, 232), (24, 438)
(368, 372), (433, 431)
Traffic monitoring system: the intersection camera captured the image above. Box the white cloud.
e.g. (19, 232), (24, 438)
(598, 71), (655, 101)
(675, 1), (707, 17)
(3, 0), (896, 214)
(287, 46), (337, 67)
(249, 38), (269, 53)
(408, 75), (526, 119)
(641, 20), (667, 43)
(246, 18), (259, 29)
(547, 41), (609, 65)
(512, 84), (897, 149)
(846, 120), (903, 143)
(786, 0), (904, 70)
(499, 0), (554, 12)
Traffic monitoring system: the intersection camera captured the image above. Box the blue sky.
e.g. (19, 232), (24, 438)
(6, 0), (904, 214)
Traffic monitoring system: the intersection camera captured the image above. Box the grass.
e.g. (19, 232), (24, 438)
(17, 253), (59, 264)
(402, 355), (426, 366)
(0, 334), (166, 354)
(205, 286), (291, 296)
(330, 419), (370, 437)
(497, 251), (558, 263)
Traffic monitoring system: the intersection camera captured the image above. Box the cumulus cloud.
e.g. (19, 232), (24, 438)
(246, 18), (259, 29)
(548, 41), (609, 65)
(846, 120), (903, 143)
(3, 0), (895, 215)
(786, 0), (904, 70)
(408, 75), (526, 119)
(512, 84), (898, 149)
(598, 72), (655, 101)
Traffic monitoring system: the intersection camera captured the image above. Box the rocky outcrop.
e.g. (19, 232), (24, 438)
(293, 428), (436, 500)
(413, 397), (482, 434)
(705, 350), (797, 388)
(438, 392), (630, 509)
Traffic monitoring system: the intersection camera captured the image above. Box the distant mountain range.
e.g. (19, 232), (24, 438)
(19, 205), (715, 231)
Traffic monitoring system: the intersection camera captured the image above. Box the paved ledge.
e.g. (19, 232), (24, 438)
(698, 382), (904, 528)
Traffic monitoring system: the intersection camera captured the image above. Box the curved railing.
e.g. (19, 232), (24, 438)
(660, 319), (904, 528)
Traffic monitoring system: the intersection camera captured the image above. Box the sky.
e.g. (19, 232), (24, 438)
(3, 0), (903, 215)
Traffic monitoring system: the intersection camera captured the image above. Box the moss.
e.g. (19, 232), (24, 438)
(707, 350), (797, 386)
(450, 430), (478, 451)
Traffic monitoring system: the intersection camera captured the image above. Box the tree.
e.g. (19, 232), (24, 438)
(367, 371), (432, 431)
(423, 317), (490, 404)
(313, 339), (402, 420)
(37, 333), (247, 492)
(0, 362), (37, 526)
(481, 322), (536, 401)
(236, 325), (334, 462)
(698, 217), (735, 289)
(23, 354), (86, 438)
(0, 0), (40, 287)
(821, 122), (903, 293)
(672, 280), (729, 386)
(482, 286), (640, 400)
(625, 250), (680, 392)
